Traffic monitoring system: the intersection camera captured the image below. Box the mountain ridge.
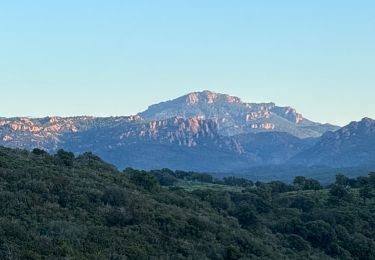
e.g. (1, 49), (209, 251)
(0, 91), (374, 173)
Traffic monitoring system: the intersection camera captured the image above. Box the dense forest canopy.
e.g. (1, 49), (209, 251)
(0, 146), (374, 259)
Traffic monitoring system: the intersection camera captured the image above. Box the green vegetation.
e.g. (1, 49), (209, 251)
(0, 146), (374, 259)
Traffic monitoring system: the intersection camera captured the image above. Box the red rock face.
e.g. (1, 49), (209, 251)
(226, 95), (241, 103)
(207, 92), (218, 104)
(2, 135), (12, 142)
(246, 111), (271, 121)
(5, 119), (77, 134)
(250, 123), (276, 130)
(186, 93), (199, 105)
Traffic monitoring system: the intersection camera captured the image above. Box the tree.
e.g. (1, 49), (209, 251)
(32, 148), (48, 156)
(359, 185), (374, 205)
(329, 185), (352, 203)
(129, 171), (159, 191)
(290, 196), (315, 212)
(55, 149), (75, 166)
(369, 172), (375, 187)
(303, 220), (336, 249)
(293, 177), (322, 191)
(268, 181), (292, 193)
(223, 176), (253, 188)
(102, 188), (128, 206)
(335, 174), (349, 186)
(357, 176), (369, 187)
(305, 179), (322, 191)
(293, 176), (306, 190)
(226, 245), (241, 260)
(287, 234), (310, 252)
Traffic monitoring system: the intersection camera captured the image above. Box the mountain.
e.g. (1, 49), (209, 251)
(291, 118), (375, 167)
(7, 91), (372, 173)
(0, 114), (315, 171)
(139, 90), (339, 138)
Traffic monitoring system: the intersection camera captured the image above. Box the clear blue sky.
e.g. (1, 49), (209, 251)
(1, 1), (374, 125)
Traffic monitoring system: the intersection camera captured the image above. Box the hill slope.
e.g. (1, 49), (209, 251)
(0, 147), (375, 259)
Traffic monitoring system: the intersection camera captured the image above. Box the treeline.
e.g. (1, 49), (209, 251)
(0, 147), (374, 259)
(131, 167), (321, 191)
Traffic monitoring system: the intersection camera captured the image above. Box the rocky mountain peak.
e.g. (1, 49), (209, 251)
(358, 117), (375, 125)
(335, 117), (375, 138)
(139, 90), (338, 138)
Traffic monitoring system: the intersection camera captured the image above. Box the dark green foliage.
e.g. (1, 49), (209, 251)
(125, 168), (159, 191)
(290, 196), (315, 212)
(55, 149), (75, 166)
(293, 176), (322, 191)
(102, 188), (128, 206)
(0, 146), (374, 259)
(336, 174), (350, 186)
(287, 234), (310, 251)
(32, 148), (48, 156)
(359, 185), (374, 204)
(222, 176), (253, 188)
(303, 220), (336, 248)
(329, 185), (352, 202)
(268, 180), (293, 193)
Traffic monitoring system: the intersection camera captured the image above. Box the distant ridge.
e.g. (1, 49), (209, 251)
(291, 117), (375, 167)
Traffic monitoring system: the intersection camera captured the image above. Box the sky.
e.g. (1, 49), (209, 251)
(0, 1), (374, 126)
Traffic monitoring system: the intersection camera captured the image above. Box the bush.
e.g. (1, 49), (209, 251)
(102, 188), (128, 207)
(287, 234), (310, 251)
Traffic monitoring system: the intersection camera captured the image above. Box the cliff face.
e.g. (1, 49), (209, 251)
(139, 90), (338, 138)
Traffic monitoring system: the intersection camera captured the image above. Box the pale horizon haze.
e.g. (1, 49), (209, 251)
(1, 1), (374, 126)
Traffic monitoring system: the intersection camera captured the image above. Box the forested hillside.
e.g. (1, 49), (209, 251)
(0, 146), (374, 259)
